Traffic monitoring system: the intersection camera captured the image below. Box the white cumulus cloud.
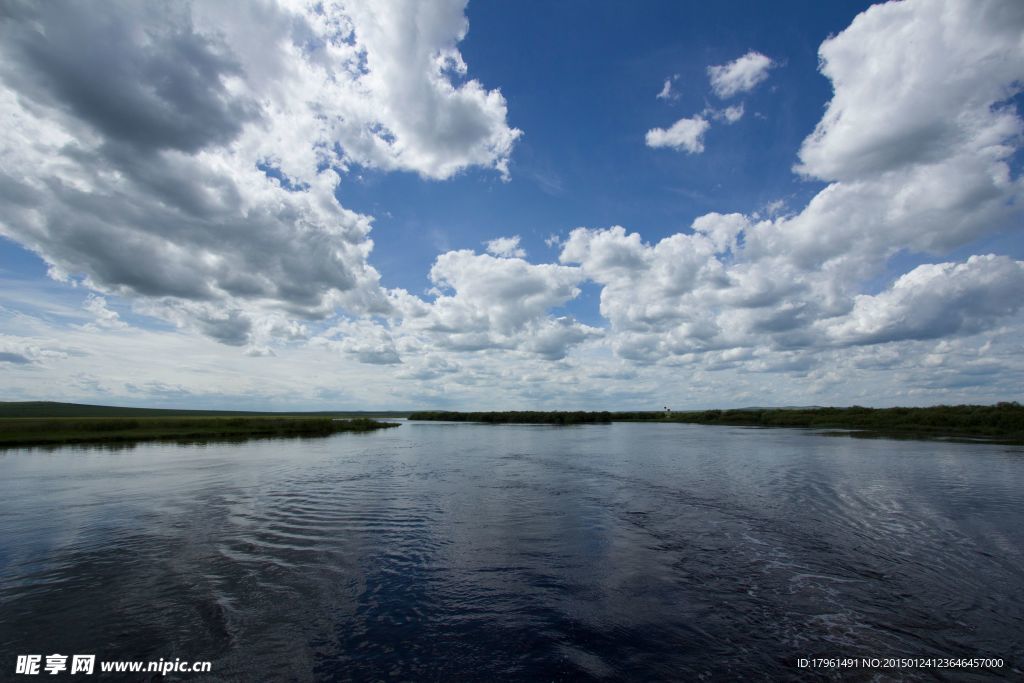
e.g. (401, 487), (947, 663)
(484, 235), (526, 259)
(645, 115), (711, 154)
(708, 51), (774, 98)
(392, 249), (597, 360)
(0, 0), (520, 350)
(823, 255), (1024, 346)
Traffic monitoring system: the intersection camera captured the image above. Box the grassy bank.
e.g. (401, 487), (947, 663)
(0, 401), (410, 419)
(408, 411), (614, 425)
(644, 403), (1024, 443)
(408, 403), (1024, 443)
(0, 416), (400, 448)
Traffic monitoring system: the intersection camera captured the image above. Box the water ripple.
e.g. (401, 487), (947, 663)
(0, 425), (1022, 679)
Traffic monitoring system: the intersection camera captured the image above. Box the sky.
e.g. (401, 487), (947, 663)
(1, 0), (1023, 411)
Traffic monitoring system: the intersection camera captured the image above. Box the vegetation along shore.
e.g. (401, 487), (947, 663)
(408, 403), (1024, 444)
(4, 402), (1022, 447)
(0, 402), (401, 448)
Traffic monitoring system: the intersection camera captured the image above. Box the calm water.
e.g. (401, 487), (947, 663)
(1, 422), (1022, 680)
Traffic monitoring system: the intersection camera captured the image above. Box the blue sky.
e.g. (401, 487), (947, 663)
(1, 0), (1022, 410)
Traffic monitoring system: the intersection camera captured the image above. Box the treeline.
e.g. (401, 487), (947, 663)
(408, 411), (615, 425)
(408, 403), (1024, 442)
(664, 403), (1024, 439)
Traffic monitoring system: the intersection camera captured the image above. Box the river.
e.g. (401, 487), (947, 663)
(1, 422), (1021, 679)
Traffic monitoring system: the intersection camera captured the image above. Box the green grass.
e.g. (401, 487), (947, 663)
(646, 403), (1024, 443)
(0, 416), (400, 448)
(408, 403), (1024, 444)
(7, 402), (1023, 446)
(408, 411), (614, 425)
(0, 401), (411, 419)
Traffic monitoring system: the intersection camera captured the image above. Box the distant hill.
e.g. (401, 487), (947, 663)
(0, 401), (411, 419)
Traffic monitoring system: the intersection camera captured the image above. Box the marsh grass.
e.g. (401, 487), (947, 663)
(409, 403), (1024, 444)
(0, 416), (399, 448)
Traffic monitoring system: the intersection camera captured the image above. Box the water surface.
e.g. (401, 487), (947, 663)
(1, 422), (1022, 680)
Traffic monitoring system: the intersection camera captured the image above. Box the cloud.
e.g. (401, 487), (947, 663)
(484, 235), (526, 258)
(646, 103), (742, 157)
(520, 317), (601, 360)
(796, 1), (1024, 182)
(82, 295), (127, 330)
(2, 0), (1023, 409)
(391, 249), (597, 360)
(420, 250), (584, 336)
(312, 319), (401, 365)
(765, 0), (1024, 267)
(717, 104), (745, 124)
(330, 0), (522, 180)
(656, 75), (680, 101)
(823, 255), (1024, 345)
(1, 2), (257, 155)
(692, 212), (749, 252)
(396, 355), (461, 381)
(0, 0), (519, 349)
(0, 334), (69, 366)
(645, 115), (710, 154)
(560, 223), (733, 355)
(3, 287), (1023, 409)
(708, 51), (774, 98)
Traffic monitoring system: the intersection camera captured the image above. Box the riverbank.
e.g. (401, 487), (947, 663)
(0, 416), (400, 448)
(408, 403), (1024, 444)
(0, 401), (411, 419)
